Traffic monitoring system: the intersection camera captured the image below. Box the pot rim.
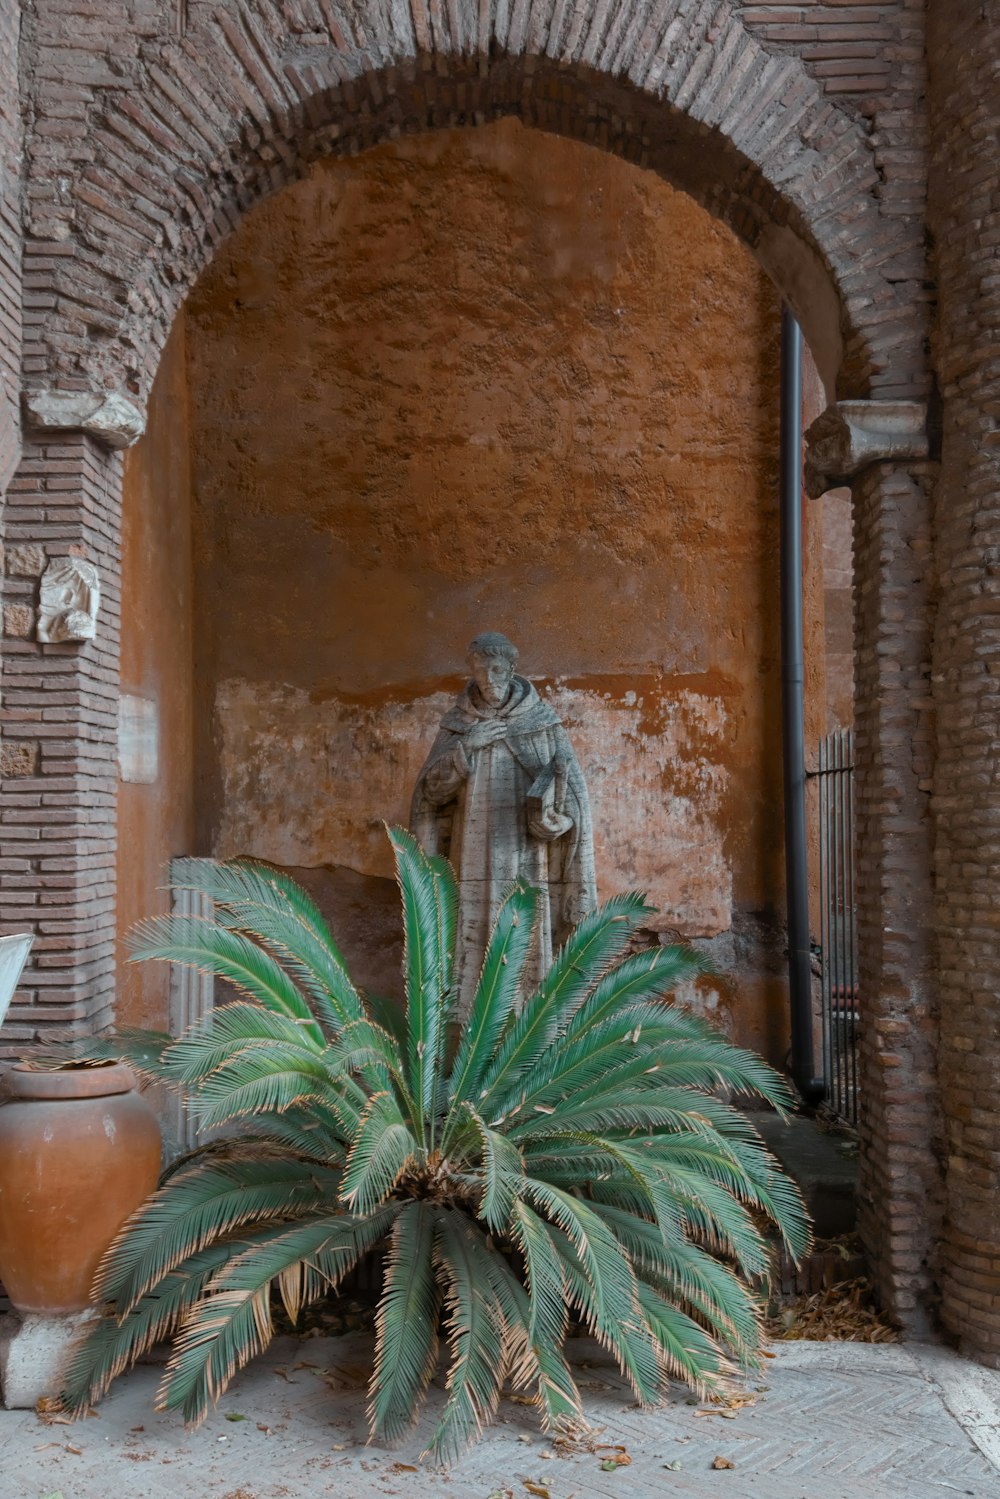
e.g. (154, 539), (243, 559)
(2, 1061), (139, 1100)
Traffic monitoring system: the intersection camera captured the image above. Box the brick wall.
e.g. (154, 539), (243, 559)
(0, 0), (20, 496)
(15, 0), (923, 408)
(928, 0), (1000, 1367)
(0, 436), (121, 1056)
(737, 0), (930, 401)
(852, 460), (941, 1332)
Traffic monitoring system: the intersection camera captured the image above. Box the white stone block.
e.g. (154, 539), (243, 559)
(0, 1308), (98, 1409)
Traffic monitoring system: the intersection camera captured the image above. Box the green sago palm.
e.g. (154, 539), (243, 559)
(64, 826), (809, 1460)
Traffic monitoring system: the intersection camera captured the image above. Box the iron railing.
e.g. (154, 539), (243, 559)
(815, 728), (858, 1124)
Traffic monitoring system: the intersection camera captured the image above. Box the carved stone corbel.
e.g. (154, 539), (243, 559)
(804, 400), (928, 499)
(36, 558), (100, 643)
(23, 389), (146, 450)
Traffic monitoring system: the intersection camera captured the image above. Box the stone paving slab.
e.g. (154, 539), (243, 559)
(1, 1336), (999, 1499)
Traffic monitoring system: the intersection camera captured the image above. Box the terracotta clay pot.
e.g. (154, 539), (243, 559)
(0, 1062), (161, 1315)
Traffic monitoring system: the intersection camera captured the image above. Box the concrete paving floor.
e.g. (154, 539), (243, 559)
(1, 1333), (999, 1499)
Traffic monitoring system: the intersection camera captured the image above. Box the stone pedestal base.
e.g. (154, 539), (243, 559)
(0, 1308), (98, 1408)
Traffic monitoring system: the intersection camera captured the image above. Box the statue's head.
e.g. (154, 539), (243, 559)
(467, 631), (518, 709)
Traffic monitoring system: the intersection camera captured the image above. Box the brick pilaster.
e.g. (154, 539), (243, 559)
(0, 435), (121, 1056)
(929, 0), (1000, 1368)
(853, 459), (942, 1333)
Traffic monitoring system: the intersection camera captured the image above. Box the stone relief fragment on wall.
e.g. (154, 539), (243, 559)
(36, 558), (100, 643)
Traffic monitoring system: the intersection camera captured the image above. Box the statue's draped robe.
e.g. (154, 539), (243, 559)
(410, 677), (597, 1018)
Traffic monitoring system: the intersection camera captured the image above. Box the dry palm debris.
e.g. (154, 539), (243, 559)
(767, 1276), (900, 1342)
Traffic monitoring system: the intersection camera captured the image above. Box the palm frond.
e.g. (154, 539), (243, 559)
(563, 944), (708, 1045)
(476, 893), (653, 1106)
(340, 1091), (418, 1213)
(524, 1178), (661, 1404)
(542, 1218), (662, 1407)
(369, 1202), (439, 1444)
(62, 1244), (231, 1413)
(94, 1157), (342, 1314)
(170, 857), (366, 1035)
(160, 1206), (399, 1423)
(455, 1103), (525, 1233)
(508, 1025), (795, 1125)
(69, 1029), (175, 1084)
(509, 1201), (583, 1430)
(427, 1212), (506, 1463)
(127, 915), (320, 1040)
(529, 1131), (683, 1239)
(592, 1204), (762, 1360)
(660, 1165), (770, 1279)
(635, 1281), (728, 1395)
(426, 852), (458, 1004)
(447, 880), (538, 1116)
(159, 1003), (325, 1083)
(237, 1104), (349, 1162)
(388, 826), (446, 1137)
(184, 1045), (337, 1129)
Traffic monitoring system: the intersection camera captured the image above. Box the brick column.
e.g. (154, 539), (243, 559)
(929, 0), (1000, 1366)
(853, 459), (942, 1333)
(0, 434), (122, 1057)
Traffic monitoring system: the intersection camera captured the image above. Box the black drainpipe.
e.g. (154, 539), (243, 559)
(780, 306), (825, 1105)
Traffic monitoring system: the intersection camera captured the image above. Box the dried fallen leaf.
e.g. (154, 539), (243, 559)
(256, 1423), (270, 1435)
(596, 1444), (631, 1470)
(767, 1278), (900, 1345)
(711, 1456), (735, 1470)
(36, 1396), (73, 1426)
(64, 1444), (83, 1456)
(392, 1464), (418, 1473)
(508, 1394), (535, 1406)
(525, 1484), (550, 1498)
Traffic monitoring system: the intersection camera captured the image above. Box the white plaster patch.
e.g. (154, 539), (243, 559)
(548, 685), (732, 933)
(215, 678), (734, 934)
(214, 680), (451, 879)
(118, 694), (159, 784)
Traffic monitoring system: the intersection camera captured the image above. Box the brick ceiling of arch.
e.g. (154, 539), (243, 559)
(21, 0), (928, 411)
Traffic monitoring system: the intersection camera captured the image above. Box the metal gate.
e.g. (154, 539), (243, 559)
(815, 728), (858, 1124)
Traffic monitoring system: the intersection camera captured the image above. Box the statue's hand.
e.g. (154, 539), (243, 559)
(464, 719), (508, 753)
(528, 808), (574, 842)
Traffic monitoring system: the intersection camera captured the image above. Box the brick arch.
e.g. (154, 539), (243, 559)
(25, 0), (918, 411)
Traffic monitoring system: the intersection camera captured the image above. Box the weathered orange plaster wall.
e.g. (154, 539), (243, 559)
(185, 120), (827, 1058)
(116, 316), (196, 1031)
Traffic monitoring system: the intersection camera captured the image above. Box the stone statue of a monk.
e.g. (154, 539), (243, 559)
(411, 631), (597, 1018)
